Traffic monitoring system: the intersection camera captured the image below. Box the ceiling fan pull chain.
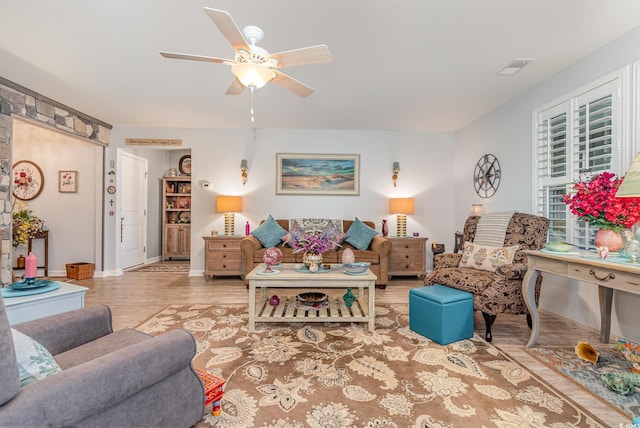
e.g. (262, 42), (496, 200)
(250, 86), (255, 123)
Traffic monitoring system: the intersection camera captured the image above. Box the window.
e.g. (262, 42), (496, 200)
(534, 77), (622, 248)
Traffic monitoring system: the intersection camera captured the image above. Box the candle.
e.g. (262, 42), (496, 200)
(25, 252), (37, 278)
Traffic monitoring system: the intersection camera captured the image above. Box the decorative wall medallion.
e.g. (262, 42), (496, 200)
(12, 160), (44, 201)
(473, 154), (501, 198)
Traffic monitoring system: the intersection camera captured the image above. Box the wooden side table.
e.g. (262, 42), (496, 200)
(388, 236), (428, 278)
(28, 230), (49, 277)
(203, 235), (243, 279)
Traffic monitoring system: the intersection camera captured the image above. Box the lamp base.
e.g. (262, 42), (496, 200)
(224, 213), (235, 236)
(396, 214), (407, 237)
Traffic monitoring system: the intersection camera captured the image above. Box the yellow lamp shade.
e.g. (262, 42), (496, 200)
(389, 198), (415, 214)
(216, 195), (242, 213)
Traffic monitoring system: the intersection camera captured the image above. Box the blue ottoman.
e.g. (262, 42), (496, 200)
(409, 285), (474, 345)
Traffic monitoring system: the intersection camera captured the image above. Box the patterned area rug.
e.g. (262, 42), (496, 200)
(126, 261), (189, 273)
(526, 345), (640, 418)
(137, 304), (605, 427)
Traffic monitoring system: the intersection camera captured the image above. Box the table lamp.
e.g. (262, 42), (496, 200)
(616, 152), (640, 197)
(470, 204), (485, 216)
(389, 197), (415, 237)
(216, 195), (243, 236)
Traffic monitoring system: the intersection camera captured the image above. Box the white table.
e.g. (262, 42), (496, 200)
(3, 282), (88, 325)
(246, 264), (377, 331)
(522, 250), (640, 347)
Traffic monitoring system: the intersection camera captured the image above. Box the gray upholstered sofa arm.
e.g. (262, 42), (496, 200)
(0, 329), (201, 427)
(14, 304), (113, 356)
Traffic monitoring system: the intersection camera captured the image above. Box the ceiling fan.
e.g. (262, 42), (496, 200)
(160, 8), (332, 98)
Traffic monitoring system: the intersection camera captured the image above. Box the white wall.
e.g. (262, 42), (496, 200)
(12, 118), (102, 276)
(454, 26), (640, 341)
(107, 127), (456, 273)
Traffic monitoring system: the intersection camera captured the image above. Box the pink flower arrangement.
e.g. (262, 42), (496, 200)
(291, 229), (342, 254)
(563, 171), (640, 232)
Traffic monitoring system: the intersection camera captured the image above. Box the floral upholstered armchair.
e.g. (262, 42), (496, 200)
(425, 212), (549, 342)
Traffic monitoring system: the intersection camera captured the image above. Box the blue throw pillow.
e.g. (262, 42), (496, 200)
(345, 217), (378, 250)
(251, 215), (288, 248)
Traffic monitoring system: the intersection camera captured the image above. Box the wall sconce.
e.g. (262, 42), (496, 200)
(392, 162), (400, 187)
(240, 159), (248, 185)
(470, 204), (485, 216)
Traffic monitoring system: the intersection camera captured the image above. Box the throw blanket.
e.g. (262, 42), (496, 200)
(473, 211), (515, 246)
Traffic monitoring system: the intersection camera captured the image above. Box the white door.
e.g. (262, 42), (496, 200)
(121, 152), (148, 269)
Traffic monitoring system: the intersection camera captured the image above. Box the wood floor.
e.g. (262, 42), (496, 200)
(71, 270), (628, 426)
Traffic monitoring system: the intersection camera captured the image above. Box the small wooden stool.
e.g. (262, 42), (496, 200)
(195, 369), (226, 416)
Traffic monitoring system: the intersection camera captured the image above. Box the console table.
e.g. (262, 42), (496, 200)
(522, 250), (640, 347)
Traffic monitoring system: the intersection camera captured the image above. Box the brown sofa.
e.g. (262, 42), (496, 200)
(241, 219), (392, 288)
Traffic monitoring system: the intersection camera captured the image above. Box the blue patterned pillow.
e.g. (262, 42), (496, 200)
(251, 215), (287, 248)
(345, 217), (378, 250)
(11, 328), (61, 387)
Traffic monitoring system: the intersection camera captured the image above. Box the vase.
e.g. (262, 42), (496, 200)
(594, 228), (624, 252)
(303, 251), (323, 268)
(343, 288), (356, 308)
(381, 219), (389, 237)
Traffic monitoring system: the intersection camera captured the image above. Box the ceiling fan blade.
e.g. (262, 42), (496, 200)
(159, 51), (229, 63)
(269, 45), (332, 68)
(225, 78), (245, 95)
(203, 8), (251, 52)
(272, 71), (314, 97)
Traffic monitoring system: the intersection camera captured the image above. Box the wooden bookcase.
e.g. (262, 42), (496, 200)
(162, 176), (191, 260)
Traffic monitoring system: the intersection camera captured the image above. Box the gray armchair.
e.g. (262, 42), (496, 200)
(0, 297), (204, 427)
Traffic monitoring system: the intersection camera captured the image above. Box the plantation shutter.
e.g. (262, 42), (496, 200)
(535, 103), (569, 241)
(534, 78), (620, 247)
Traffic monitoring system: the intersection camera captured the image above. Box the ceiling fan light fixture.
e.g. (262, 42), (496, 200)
(231, 63), (275, 89)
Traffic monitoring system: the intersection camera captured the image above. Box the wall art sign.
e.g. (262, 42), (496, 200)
(276, 153), (360, 195)
(12, 160), (44, 201)
(125, 138), (183, 146)
(58, 170), (78, 193)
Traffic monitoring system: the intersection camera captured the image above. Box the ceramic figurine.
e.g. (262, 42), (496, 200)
(598, 246), (609, 260)
(342, 248), (355, 264)
(343, 288), (356, 308)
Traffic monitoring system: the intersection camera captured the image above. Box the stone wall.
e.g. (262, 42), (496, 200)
(0, 77), (111, 285)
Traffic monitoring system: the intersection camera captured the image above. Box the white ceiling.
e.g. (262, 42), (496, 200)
(2, 0), (640, 132)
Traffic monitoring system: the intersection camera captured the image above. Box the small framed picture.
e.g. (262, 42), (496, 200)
(59, 170), (78, 193)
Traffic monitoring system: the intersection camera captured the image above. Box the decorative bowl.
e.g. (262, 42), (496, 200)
(544, 241), (574, 252)
(343, 262), (371, 274)
(296, 292), (328, 306)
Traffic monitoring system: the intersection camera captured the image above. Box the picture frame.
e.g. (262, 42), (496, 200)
(179, 155), (191, 175)
(12, 160), (44, 201)
(276, 153), (360, 195)
(58, 170), (78, 193)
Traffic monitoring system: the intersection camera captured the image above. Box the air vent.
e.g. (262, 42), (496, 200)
(497, 58), (535, 76)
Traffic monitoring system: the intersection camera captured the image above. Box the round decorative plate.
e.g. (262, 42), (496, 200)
(473, 153), (501, 198)
(179, 155), (191, 175)
(12, 160), (44, 201)
(256, 269), (280, 275)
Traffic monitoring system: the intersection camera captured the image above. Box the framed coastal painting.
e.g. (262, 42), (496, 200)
(276, 153), (360, 195)
(58, 170), (78, 193)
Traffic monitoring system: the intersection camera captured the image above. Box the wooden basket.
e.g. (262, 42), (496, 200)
(66, 262), (95, 280)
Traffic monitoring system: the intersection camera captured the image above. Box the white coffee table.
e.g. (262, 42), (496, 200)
(246, 264), (377, 331)
(2, 282), (88, 325)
